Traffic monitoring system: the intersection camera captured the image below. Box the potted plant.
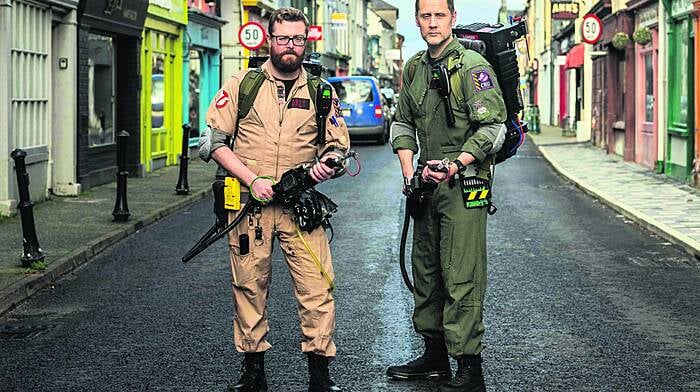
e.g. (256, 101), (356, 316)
(633, 27), (652, 45)
(612, 32), (630, 50)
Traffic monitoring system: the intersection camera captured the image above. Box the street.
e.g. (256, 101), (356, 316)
(1, 140), (699, 392)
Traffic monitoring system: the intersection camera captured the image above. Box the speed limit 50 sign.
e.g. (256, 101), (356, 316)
(239, 22), (266, 51)
(581, 14), (603, 45)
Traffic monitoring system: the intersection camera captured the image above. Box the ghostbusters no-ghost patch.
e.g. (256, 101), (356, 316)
(289, 98), (311, 110)
(472, 70), (494, 92)
(215, 90), (230, 109)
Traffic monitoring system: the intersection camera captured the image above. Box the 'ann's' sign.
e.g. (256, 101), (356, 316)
(552, 0), (580, 20)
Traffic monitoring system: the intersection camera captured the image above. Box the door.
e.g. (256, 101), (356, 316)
(142, 28), (177, 172)
(591, 57), (607, 147)
(634, 30), (658, 169)
(559, 64), (568, 127)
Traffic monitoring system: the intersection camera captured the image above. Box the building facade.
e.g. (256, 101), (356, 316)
(0, 0), (80, 216)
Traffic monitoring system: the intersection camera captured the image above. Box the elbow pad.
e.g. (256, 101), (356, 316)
(198, 127), (230, 162)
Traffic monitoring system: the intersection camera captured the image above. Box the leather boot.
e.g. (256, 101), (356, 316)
(386, 336), (452, 381)
(228, 352), (268, 392)
(437, 355), (485, 392)
(307, 352), (341, 392)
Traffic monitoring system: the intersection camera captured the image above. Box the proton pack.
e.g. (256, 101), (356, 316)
(453, 20), (529, 163)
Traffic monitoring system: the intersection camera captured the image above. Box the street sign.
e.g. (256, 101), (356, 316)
(308, 25), (323, 41)
(582, 14), (603, 45)
(238, 22), (266, 51)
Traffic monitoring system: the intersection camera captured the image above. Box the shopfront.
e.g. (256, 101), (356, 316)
(77, 0), (148, 186)
(630, 1), (660, 170)
(184, 6), (225, 146)
(141, 0), (186, 173)
(666, 0), (695, 181)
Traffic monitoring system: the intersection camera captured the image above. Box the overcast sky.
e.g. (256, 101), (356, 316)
(383, 0), (527, 59)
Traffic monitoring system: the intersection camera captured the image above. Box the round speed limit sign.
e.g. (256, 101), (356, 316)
(239, 22), (266, 51)
(582, 14), (603, 45)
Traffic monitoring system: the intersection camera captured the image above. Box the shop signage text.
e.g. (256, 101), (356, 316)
(551, 0), (580, 20)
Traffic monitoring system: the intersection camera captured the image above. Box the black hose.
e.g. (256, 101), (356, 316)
(399, 199), (415, 292)
(182, 202), (255, 263)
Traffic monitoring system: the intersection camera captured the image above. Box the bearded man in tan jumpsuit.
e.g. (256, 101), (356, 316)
(199, 7), (349, 392)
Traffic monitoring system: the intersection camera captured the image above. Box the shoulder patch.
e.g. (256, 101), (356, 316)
(472, 70), (495, 92)
(215, 90), (230, 109)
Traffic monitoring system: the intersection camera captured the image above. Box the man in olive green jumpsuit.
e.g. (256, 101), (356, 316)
(386, 1), (507, 391)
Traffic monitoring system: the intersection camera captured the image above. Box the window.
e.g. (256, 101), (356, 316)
(88, 33), (116, 147)
(151, 53), (166, 129)
(671, 20), (689, 127)
(644, 53), (653, 122)
(331, 79), (374, 104)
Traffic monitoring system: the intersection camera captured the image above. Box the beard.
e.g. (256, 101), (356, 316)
(270, 49), (304, 73)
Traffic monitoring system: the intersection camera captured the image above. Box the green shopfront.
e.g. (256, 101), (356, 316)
(184, 6), (226, 146)
(666, 0), (695, 181)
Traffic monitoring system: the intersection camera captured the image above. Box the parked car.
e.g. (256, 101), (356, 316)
(328, 76), (390, 144)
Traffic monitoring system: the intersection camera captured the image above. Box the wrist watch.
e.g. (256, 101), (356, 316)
(451, 159), (466, 174)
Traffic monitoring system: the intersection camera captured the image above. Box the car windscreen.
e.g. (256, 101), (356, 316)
(331, 80), (374, 104)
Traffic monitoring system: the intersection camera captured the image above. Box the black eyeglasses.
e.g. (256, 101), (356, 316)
(270, 34), (307, 46)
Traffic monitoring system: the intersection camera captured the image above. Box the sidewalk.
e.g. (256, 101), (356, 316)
(530, 125), (700, 260)
(0, 158), (217, 315)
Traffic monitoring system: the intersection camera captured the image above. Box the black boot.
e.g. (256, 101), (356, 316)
(386, 336), (452, 381)
(307, 352), (341, 392)
(437, 355), (485, 392)
(228, 352), (268, 392)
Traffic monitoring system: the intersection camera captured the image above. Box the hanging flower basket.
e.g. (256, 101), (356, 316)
(612, 32), (630, 50)
(633, 27), (652, 45)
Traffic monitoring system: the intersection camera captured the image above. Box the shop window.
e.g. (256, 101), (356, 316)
(151, 53), (166, 129)
(671, 21), (689, 127)
(188, 50), (202, 138)
(88, 33), (116, 147)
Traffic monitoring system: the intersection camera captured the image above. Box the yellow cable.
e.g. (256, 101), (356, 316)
(295, 225), (335, 292)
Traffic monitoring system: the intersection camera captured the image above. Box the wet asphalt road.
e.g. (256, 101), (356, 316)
(1, 140), (699, 392)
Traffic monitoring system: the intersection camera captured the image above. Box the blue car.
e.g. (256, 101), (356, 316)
(328, 76), (390, 144)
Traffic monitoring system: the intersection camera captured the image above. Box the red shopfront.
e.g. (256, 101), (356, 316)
(630, 1), (660, 170)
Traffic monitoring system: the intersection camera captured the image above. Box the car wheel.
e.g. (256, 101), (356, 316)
(376, 122), (388, 145)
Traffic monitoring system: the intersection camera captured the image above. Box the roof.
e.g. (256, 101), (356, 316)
(371, 0), (398, 11)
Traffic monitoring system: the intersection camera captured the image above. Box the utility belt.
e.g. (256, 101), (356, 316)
(405, 162), (494, 218)
(214, 176), (337, 233)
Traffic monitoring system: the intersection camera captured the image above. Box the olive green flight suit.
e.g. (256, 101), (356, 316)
(391, 37), (507, 357)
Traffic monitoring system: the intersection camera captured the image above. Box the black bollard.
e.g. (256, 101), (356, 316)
(175, 124), (191, 195)
(10, 149), (45, 267)
(112, 130), (130, 222)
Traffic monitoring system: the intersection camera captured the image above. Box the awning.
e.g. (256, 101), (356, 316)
(565, 44), (585, 69)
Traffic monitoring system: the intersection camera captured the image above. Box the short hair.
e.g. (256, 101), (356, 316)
(268, 7), (310, 36)
(415, 0), (455, 15)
